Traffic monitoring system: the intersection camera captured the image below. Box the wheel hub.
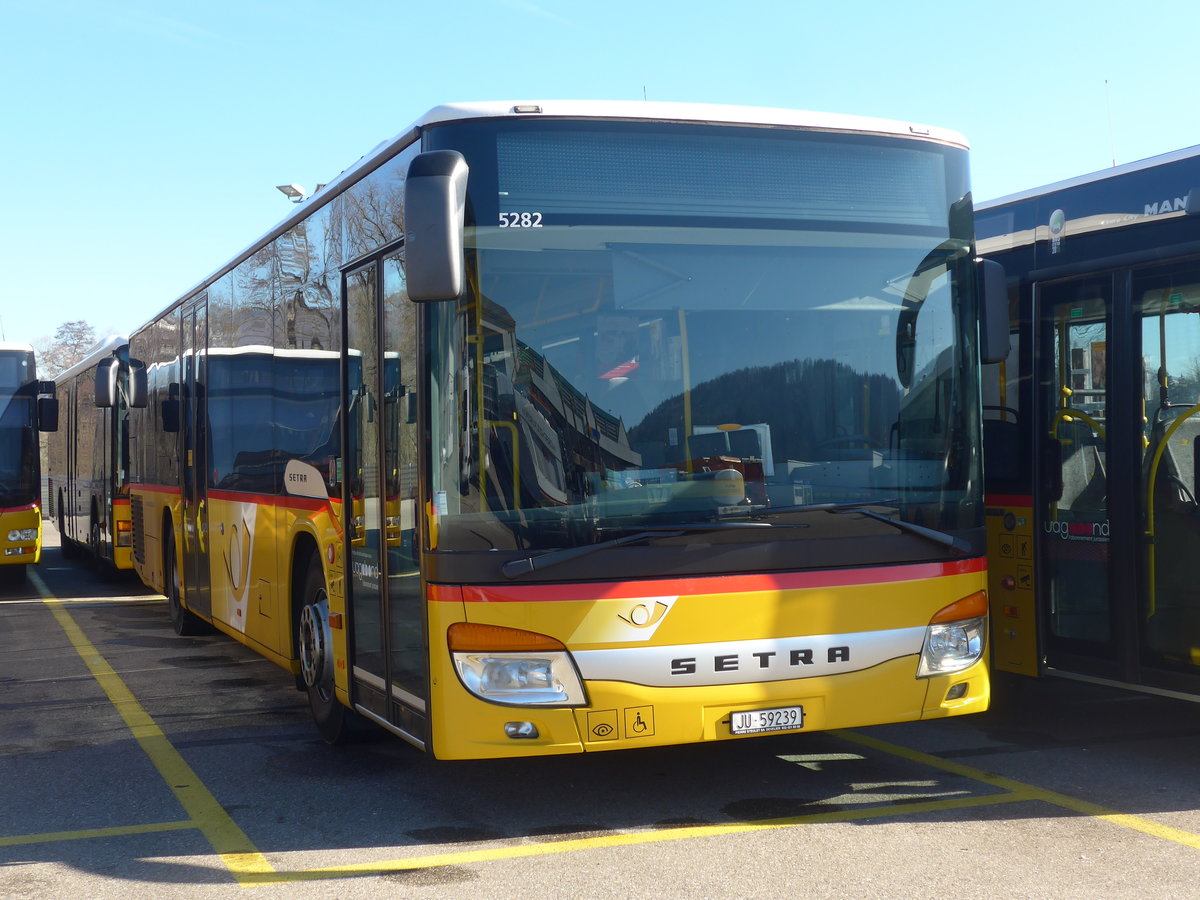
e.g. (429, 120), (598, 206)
(298, 593), (333, 691)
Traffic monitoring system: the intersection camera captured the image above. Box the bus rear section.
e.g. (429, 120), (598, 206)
(0, 342), (58, 584)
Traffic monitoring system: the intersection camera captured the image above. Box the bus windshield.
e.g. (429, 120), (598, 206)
(0, 350), (38, 507)
(426, 120), (982, 569)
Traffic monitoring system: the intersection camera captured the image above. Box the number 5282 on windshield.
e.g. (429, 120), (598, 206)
(498, 212), (543, 228)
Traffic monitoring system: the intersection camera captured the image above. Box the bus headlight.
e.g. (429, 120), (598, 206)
(917, 592), (987, 677)
(448, 622), (587, 707)
(7, 528), (37, 542)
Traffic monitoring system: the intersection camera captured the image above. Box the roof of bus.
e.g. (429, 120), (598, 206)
(132, 100), (968, 338)
(977, 143), (1200, 211)
(302, 101), (965, 243)
(53, 334), (129, 385)
(408, 101), (968, 147)
(0, 342), (35, 353)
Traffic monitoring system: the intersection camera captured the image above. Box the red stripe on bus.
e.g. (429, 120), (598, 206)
(133, 484), (181, 496)
(0, 502), (39, 514)
(131, 484), (340, 513)
(208, 489), (340, 513)
(452, 557), (987, 604)
(985, 494), (1034, 507)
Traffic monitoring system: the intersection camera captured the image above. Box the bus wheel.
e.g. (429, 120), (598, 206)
(89, 519), (112, 580)
(165, 535), (206, 636)
(58, 500), (77, 560)
(298, 556), (354, 744)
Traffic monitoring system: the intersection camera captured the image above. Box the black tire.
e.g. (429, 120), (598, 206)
(58, 498), (78, 560)
(89, 518), (113, 580)
(165, 533), (207, 636)
(297, 555), (358, 744)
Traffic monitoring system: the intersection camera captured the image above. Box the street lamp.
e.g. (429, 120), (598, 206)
(276, 184), (306, 203)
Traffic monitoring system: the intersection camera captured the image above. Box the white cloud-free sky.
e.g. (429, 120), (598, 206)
(3, 0), (1196, 345)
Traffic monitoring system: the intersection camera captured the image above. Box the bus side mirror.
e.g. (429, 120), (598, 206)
(404, 150), (469, 302)
(95, 358), (118, 408)
(37, 396), (59, 433)
(129, 359), (148, 409)
(978, 257), (1010, 365)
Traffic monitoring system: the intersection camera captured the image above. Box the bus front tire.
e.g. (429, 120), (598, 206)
(298, 556), (356, 744)
(165, 536), (207, 636)
(58, 499), (78, 560)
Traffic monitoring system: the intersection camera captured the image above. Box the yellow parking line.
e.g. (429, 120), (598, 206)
(0, 821), (194, 848)
(1, 595), (157, 607)
(29, 571), (275, 883)
(834, 729), (1200, 850)
(238, 791), (1029, 885)
(20, 567), (1199, 884)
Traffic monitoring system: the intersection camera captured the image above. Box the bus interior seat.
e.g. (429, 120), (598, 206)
(1150, 412), (1200, 510)
(1058, 421), (1106, 515)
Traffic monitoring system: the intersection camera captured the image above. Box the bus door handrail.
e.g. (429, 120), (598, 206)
(1144, 402), (1200, 620)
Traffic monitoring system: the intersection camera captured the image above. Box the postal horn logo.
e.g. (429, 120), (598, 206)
(619, 601), (669, 628)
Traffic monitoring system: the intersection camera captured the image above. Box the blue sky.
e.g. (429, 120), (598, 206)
(3, 0), (1197, 348)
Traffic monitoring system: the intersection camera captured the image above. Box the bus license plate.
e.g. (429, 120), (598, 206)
(730, 705), (805, 735)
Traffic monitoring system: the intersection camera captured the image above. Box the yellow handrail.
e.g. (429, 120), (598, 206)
(1144, 403), (1200, 620)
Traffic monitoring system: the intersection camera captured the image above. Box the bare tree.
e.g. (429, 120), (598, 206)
(36, 320), (97, 378)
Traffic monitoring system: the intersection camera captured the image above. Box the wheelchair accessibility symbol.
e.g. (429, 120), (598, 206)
(624, 706), (655, 738)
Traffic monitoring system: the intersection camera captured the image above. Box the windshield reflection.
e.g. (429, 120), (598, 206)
(426, 121), (980, 565)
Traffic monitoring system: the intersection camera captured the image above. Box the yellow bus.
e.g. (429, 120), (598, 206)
(0, 342), (57, 585)
(46, 335), (137, 573)
(127, 101), (1007, 757)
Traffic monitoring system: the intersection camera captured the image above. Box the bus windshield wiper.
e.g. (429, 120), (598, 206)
(500, 522), (773, 579)
(755, 499), (902, 515)
(756, 499), (971, 556)
(827, 506), (972, 556)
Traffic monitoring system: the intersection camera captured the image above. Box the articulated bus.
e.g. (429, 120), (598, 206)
(46, 335), (136, 572)
(0, 342), (57, 584)
(979, 145), (1200, 700)
(126, 101), (1007, 758)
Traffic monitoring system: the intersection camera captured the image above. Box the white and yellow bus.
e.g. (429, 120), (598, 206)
(126, 101), (1007, 757)
(0, 342), (57, 585)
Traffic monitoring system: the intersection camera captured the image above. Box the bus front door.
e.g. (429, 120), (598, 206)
(345, 253), (427, 747)
(1037, 279), (1118, 675)
(181, 298), (211, 620)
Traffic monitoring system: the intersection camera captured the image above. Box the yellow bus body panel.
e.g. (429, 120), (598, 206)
(132, 488), (345, 679)
(0, 505), (42, 566)
(428, 564), (989, 760)
(985, 497), (1039, 677)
